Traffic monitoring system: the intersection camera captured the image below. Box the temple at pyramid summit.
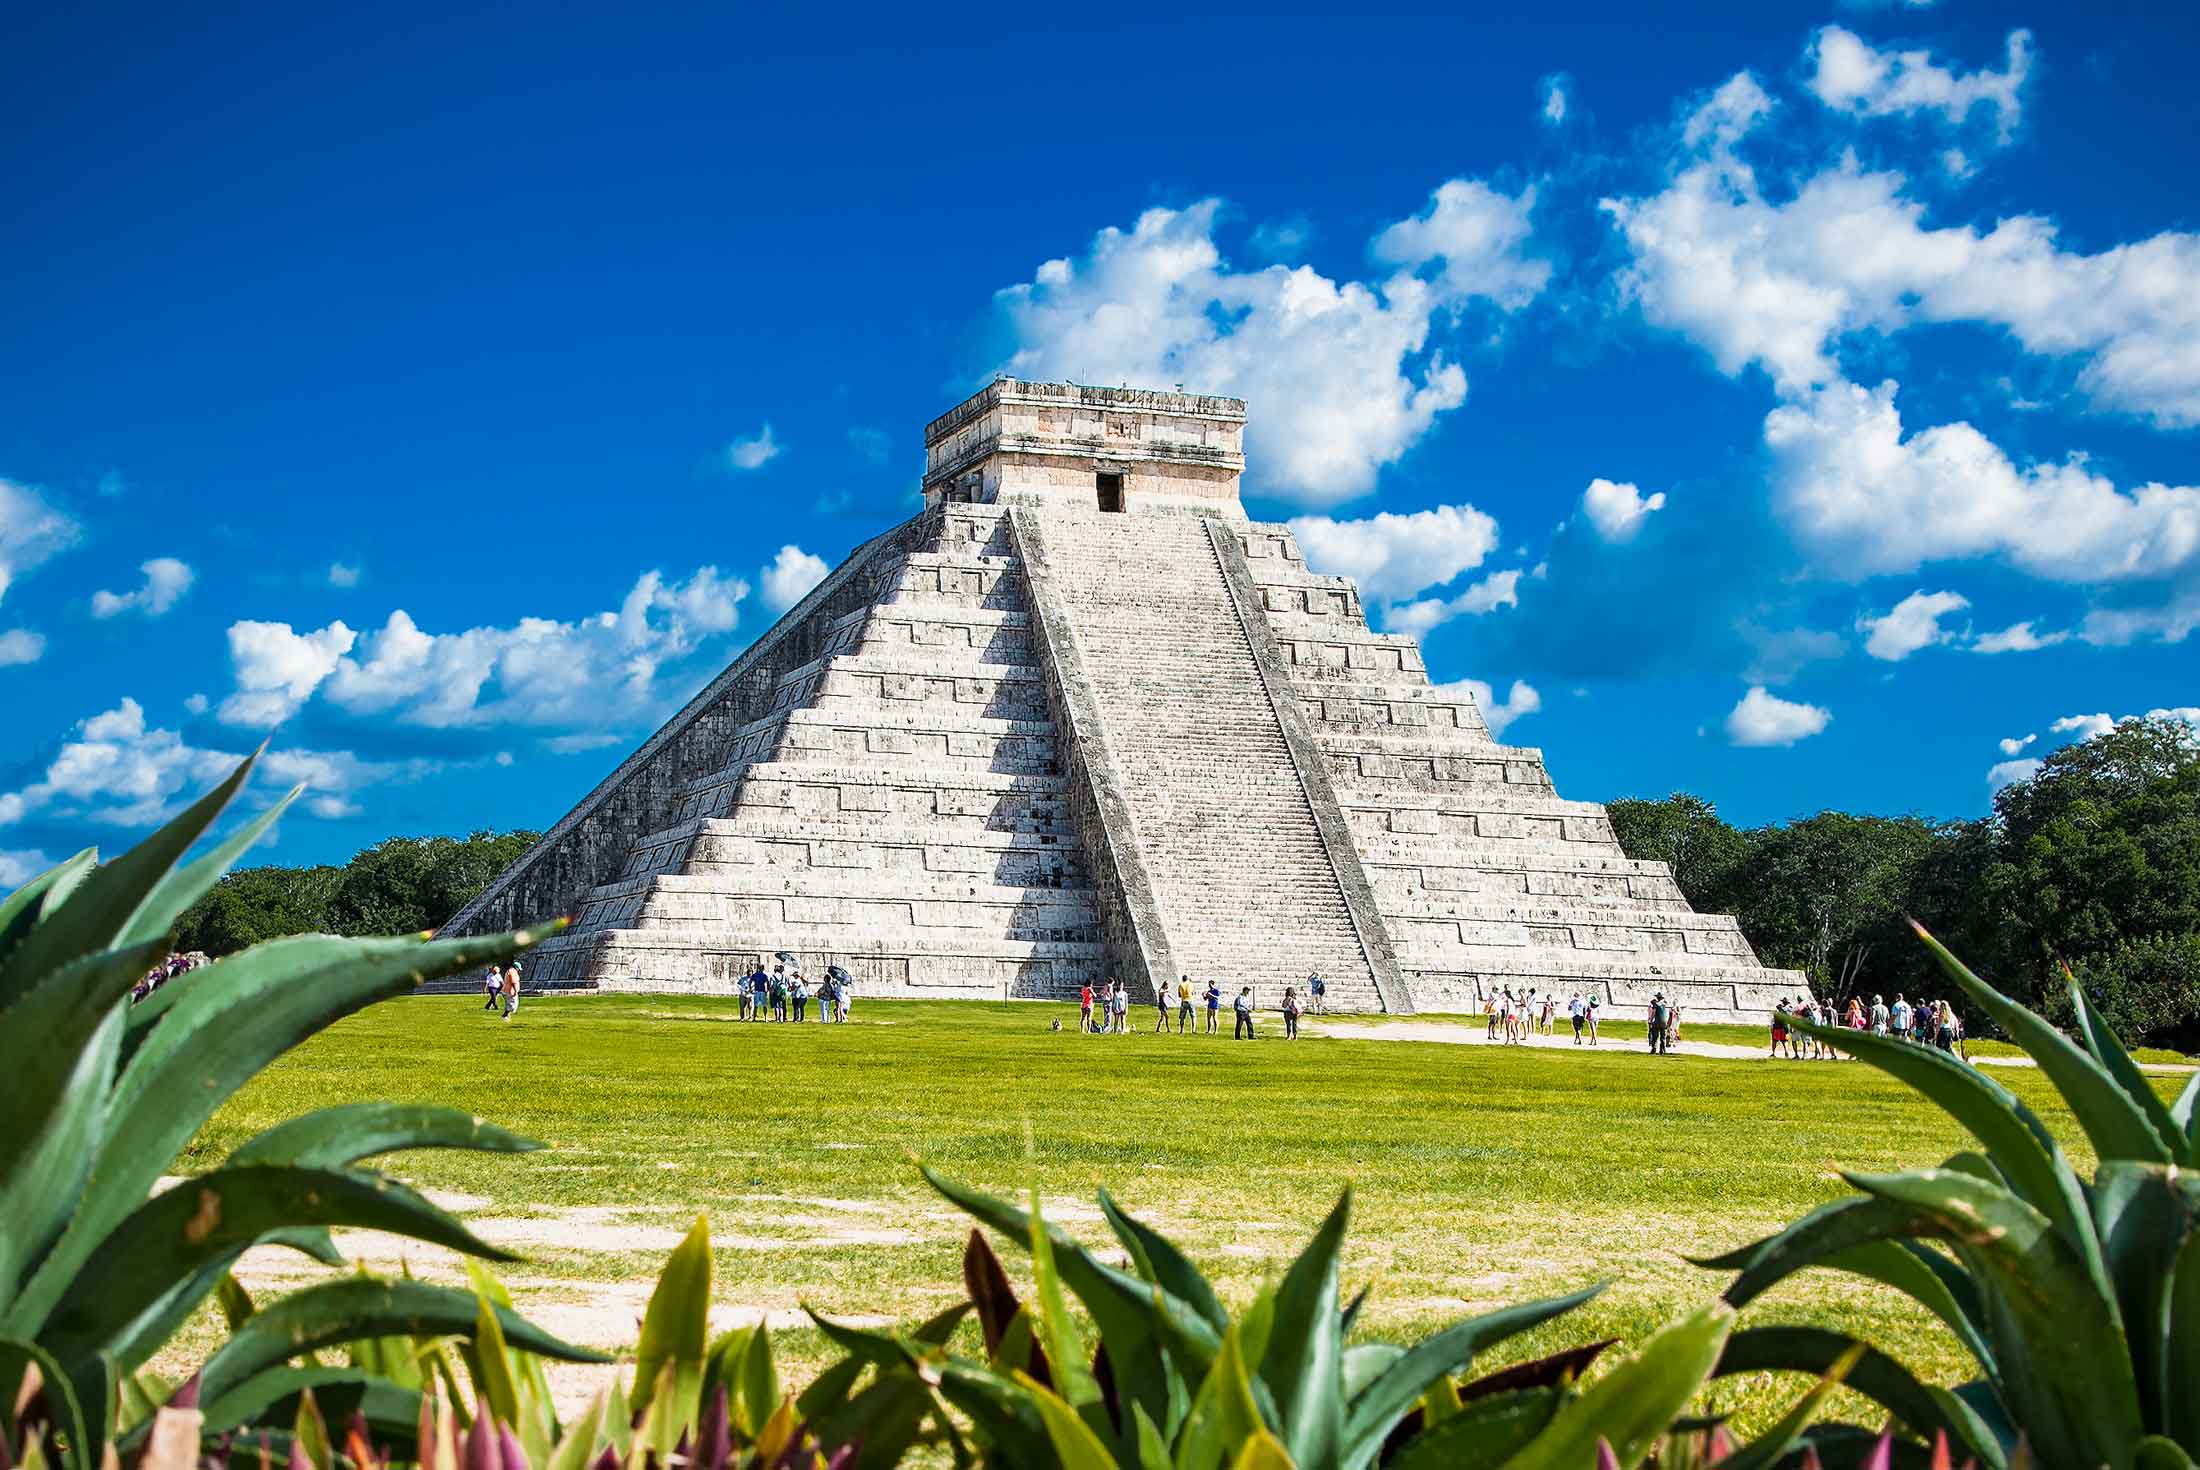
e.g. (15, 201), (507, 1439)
(441, 380), (1805, 1021)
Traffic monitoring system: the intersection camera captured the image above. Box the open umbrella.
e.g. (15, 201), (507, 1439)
(826, 964), (851, 985)
(774, 950), (797, 967)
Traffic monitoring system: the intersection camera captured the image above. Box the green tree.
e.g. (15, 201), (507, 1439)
(174, 829), (538, 955)
(1728, 812), (1940, 1001)
(1606, 792), (1748, 912)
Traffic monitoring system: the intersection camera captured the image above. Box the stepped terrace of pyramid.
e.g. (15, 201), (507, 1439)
(440, 380), (1807, 1022)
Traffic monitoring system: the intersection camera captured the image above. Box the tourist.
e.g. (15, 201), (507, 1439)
(500, 961), (521, 1021)
(1177, 975), (1193, 1033)
(1539, 992), (1556, 1037)
(738, 967), (754, 1021)
(1933, 999), (1957, 1054)
(753, 967), (773, 1022)
(1079, 982), (1094, 1034)
(817, 970), (838, 1022)
(1282, 985), (1301, 1040)
(1568, 993), (1586, 1044)
(1647, 992), (1671, 1055)
(1912, 1001), (1935, 1045)
(1770, 1003), (1791, 1060)
(1203, 980), (1222, 1033)
(1869, 993), (1890, 1036)
(482, 965), (501, 1012)
(1669, 1001), (1684, 1048)
(1233, 985), (1255, 1039)
(1585, 994), (1601, 1045)
(1844, 996), (1866, 1033)
(837, 972), (854, 1022)
(1110, 980), (1129, 1035)
(1486, 997), (1502, 1041)
(1154, 986), (1171, 1034)
(1889, 993), (1913, 1042)
(790, 971), (809, 1023)
(771, 968), (790, 1022)
(1308, 973), (1326, 1014)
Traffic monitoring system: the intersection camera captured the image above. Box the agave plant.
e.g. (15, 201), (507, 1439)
(791, 1165), (1859, 1470)
(120, 1215), (963, 1470)
(0, 753), (599, 1470)
(1701, 922), (2200, 1470)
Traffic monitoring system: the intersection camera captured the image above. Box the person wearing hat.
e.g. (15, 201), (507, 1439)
(1646, 991), (1672, 1054)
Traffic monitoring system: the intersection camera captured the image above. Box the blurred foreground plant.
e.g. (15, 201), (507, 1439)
(1703, 922), (2200, 1470)
(0, 753), (593, 1470)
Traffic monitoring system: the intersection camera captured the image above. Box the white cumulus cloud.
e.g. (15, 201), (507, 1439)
(90, 556), (194, 618)
(1997, 733), (2035, 757)
(1765, 379), (2200, 585)
(2050, 712), (2115, 741)
(1288, 504), (1500, 603)
(1384, 569), (1522, 638)
(221, 566), (748, 731)
(1970, 621), (2069, 654)
(1540, 75), (1570, 125)
(760, 545), (830, 613)
(1807, 25), (2032, 141)
(328, 562), (361, 588)
(726, 425), (782, 472)
(0, 479), (78, 607)
(0, 849), (53, 887)
(1725, 685), (1832, 746)
(1579, 479), (1668, 542)
(0, 629), (44, 667)
(1859, 588), (1969, 660)
(0, 697), (400, 830)
(1987, 757), (2042, 790)
(1429, 677), (1540, 739)
(1000, 190), (1545, 506)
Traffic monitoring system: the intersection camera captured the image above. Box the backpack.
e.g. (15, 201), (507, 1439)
(1652, 1001), (1671, 1027)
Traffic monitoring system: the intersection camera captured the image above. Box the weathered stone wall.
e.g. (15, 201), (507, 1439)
(438, 511), (937, 946)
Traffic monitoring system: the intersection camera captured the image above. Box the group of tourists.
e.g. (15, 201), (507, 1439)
(1487, 988), (1603, 1044)
(736, 959), (853, 1023)
(1076, 973), (1326, 1040)
(1811, 992), (1967, 1059)
(132, 951), (208, 1004)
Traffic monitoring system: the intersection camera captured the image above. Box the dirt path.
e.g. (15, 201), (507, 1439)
(1306, 1019), (2194, 1073)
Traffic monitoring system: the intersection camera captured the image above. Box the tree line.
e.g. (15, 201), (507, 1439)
(1608, 714), (2200, 1049)
(173, 829), (539, 956)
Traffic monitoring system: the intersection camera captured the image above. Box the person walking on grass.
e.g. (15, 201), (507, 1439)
(1154, 986), (1171, 1034)
(1283, 986), (1301, 1040)
(500, 962), (521, 1021)
(1568, 993), (1586, 1044)
(1204, 980), (1222, 1034)
(771, 968), (789, 1023)
(1110, 980), (1129, 1035)
(1770, 1002), (1791, 1059)
(1869, 993), (1890, 1036)
(1177, 975), (1193, 1033)
(737, 966), (755, 1021)
(790, 971), (809, 1023)
(1308, 973), (1326, 1014)
(1584, 993), (1601, 1045)
(483, 965), (501, 1012)
(1647, 992), (1671, 1055)
(1233, 985), (1255, 1039)
(1486, 996), (1502, 1041)
(1079, 982), (1095, 1035)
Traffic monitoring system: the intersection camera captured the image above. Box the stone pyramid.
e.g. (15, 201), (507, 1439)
(442, 380), (1805, 1021)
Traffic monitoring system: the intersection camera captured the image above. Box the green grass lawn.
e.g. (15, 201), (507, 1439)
(180, 992), (2182, 1427)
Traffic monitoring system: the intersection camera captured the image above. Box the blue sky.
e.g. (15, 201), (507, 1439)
(3, 0), (2196, 879)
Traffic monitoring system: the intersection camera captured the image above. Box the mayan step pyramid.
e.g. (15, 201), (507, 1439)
(441, 380), (1806, 1021)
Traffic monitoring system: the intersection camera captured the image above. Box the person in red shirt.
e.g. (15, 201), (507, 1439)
(1079, 983), (1095, 1034)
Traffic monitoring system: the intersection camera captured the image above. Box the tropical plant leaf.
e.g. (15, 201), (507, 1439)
(197, 1367), (422, 1445)
(1258, 1188), (1349, 1470)
(1707, 1342), (1862, 1470)
(1099, 1189), (1228, 1334)
(2069, 977), (2189, 1163)
(2171, 1069), (2200, 1150)
(1847, 1166), (2142, 1469)
(2170, 1227), (2200, 1457)
(1340, 1283), (1604, 1470)
(1382, 1387), (1561, 1470)
(1175, 1319), (1268, 1470)
(2091, 1163), (2200, 1453)
(1782, 1010), (2097, 1268)
(933, 1359), (1055, 1468)
(35, 1166), (516, 1364)
(1020, 1373), (1122, 1470)
(0, 942), (153, 1309)
(15, 923), (559, 1330)
(0, 755), (261, 1011)
(1912, 922), (2170, 1166)
(1504, 1300), (1734, 1470)
(631, 1215), (711, 1427)
(1815, 1241), (1998, 1382)
(0, 1338), (88, 1470)
(115, 786), (301, 952)
(0, 848), (97, 973)
(195, 1277), (605, 1407)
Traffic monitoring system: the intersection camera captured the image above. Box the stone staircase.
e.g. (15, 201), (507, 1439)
(509, 507), (1105, 1000)
(1017, 510), (1388, 1008)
